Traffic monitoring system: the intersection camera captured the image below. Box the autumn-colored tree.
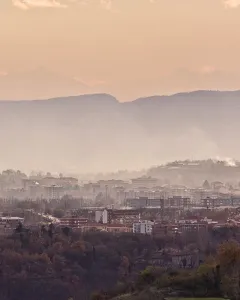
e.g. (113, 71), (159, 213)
(217, 240), (240, 300)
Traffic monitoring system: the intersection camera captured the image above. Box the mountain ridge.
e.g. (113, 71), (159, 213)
(1, 89), (240, 173)
(1, 89), (240, 104)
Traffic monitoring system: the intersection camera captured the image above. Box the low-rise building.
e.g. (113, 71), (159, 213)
(149, 251), (199, 268)
(0, 216), (24, 235)
(59, 217), (88, 228)
(75, 223), (132, 233)
(0, 216), (24, 227)
(152, 222), (172, 235)
(178, 222), (208, 233)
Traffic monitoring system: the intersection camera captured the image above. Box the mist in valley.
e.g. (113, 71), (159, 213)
(0, 91), (240, 176)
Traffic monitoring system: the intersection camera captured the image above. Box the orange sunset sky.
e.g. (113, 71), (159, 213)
(1, 0), (240, 101)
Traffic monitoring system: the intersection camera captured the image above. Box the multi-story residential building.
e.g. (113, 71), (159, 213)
(95, 210), (103, 223)
(148, 198), (164, 208)
(126, 196), (191, 209)
(29, 184), (44, 199)
(131, 176), (158, 189)
(58, 177), (78, 188)
(152, 222), (172, 235)
(97, 180), (128, 189)
(40, 176), (78, 188)
(102, 209), (108, 224)
(164, 196), (191, 208)
(126, 197), (148, 208)
(133, 220), (154, 234)
(201, 197), (240, 208)
(178, 222), (208, 233)
(107, 209), (140, 225)
(126, 197), (164, 209)
(44, 185), (64, 200)
(94, 209), (110, 224)
(163, 185), (189, 198)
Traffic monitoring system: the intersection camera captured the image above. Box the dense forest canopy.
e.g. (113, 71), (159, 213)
(0, 222), (239, 300)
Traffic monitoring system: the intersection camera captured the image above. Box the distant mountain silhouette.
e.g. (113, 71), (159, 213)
(1, 90), (240, 173)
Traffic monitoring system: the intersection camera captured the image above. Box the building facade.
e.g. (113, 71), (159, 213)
(133, 220), (154, 234)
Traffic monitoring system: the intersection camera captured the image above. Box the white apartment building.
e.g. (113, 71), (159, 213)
(133, 220), (154, 235)
(95, 209), (109, 224)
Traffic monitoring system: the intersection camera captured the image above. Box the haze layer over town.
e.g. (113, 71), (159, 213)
(1, 91), (240, 174)
(2, 2), (240, 300)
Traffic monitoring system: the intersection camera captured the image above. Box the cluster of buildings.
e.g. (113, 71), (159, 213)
(0, 173), (79, 201)
(55, 206), (227, 237)
(1, 166), (240, 270)
(2, 170), (240, 238)
(1, 170), (240, 209)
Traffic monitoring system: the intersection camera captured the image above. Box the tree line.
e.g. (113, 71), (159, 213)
(0, 222), (239, 300)
(94, 240), (240, 300)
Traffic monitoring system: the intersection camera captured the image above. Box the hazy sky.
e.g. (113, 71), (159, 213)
(1, 0), (240, 101)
